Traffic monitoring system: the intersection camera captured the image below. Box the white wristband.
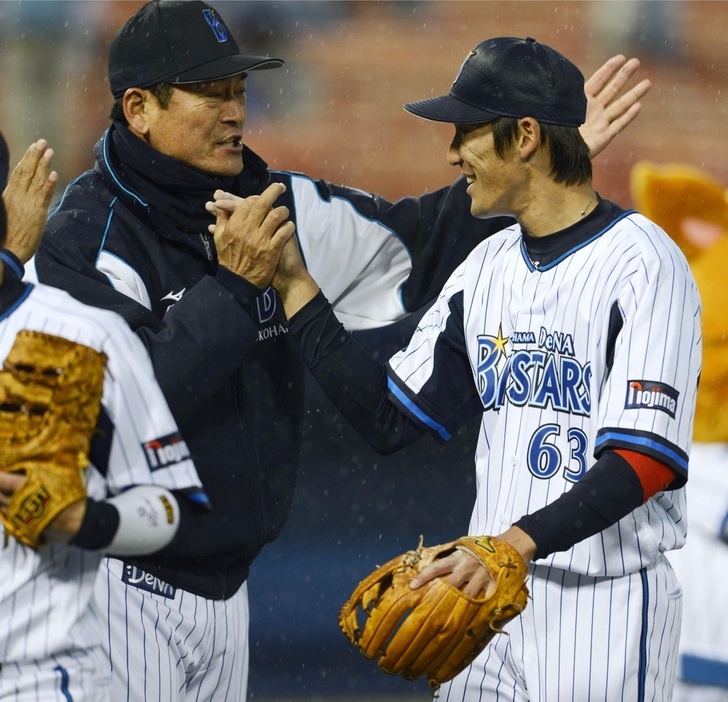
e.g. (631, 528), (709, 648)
(104, 486), (180, 557)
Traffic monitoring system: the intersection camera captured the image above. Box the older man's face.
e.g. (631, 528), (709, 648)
(144, 75), (248, 177)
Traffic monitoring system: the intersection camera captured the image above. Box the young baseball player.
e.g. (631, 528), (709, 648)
(31, 2), (651, 699)
(0, 135), (206, 701)
(265, 37), (702, 701)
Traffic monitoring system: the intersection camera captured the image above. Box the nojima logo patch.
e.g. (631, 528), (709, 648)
(143, 433), (192, 471)
(625, 380), (679, 418)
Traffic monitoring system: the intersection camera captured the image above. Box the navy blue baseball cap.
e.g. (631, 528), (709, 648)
(109, 0), (284, 98)
(404, 37), (586, 127)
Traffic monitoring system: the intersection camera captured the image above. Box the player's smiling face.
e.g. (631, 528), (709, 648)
(142, 75), (247, 177)
(448, 122), (525, 219)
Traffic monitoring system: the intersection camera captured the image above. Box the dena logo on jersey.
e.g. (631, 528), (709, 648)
(476, 325), (591, 415)
(625, 380), (678, 418)
(122, 564), (176, 598)
(143, 433), (191, 471)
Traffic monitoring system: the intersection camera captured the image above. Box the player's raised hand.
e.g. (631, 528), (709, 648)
(212, 182), (295, 289)
(580, 55), (652, 158)
(2, 138), (58, 262)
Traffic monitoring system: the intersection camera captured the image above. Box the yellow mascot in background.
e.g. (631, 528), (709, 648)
(631, 162), (728, 702)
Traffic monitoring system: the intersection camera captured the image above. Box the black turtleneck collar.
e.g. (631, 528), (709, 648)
(521, 197), (632, 270)
(97, 121), (271, 247)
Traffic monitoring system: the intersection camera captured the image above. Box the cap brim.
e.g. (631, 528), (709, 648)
(0, 132), (9, 192)
(404, 95), (500, 124)
(172, 54), (284, 85)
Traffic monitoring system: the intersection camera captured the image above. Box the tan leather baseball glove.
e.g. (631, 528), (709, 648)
(0, 330), (107, 548)
(339, 535), (529, 688)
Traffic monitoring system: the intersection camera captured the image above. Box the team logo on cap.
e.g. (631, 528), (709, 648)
(625, 380), (678, 418)
(453, 48), (477, 87)
(202, 9), (228, 43)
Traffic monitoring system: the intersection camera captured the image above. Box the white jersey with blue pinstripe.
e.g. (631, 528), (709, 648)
(387, 211), (701, 577)
(0, 282), (203, 668)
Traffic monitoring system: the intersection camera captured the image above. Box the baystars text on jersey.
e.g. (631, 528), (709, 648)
(477, 325), (591, 415)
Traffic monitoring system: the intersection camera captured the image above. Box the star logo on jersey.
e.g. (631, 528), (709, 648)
(491, 325), (509, 355)
(476, 325), (510, 405)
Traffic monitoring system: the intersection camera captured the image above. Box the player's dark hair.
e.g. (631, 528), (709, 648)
(108, 82), (174, 124)
(492, 117), (592, 186)
(491, 117), (519, 156)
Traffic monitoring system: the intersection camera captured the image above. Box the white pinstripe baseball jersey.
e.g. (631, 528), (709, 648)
(387, 210), (701, 577)
(0, 281), (203, 673)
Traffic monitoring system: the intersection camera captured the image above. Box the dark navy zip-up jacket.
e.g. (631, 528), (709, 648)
(33, 122), (511, 599)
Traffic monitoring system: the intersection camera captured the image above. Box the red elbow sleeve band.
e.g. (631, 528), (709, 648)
(614, 449), (675, 503)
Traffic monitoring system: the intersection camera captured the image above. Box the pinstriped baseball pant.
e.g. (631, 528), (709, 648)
(94, 558), (249, 702)
(0, 648), (111, 701)
(437, 555), (682, 702)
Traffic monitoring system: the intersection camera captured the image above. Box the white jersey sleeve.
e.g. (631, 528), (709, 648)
(594, 213), (701, 477)
(2, 283), (205, 502)
(90, 306), (203, 500)
(287, 173), (412, 331)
